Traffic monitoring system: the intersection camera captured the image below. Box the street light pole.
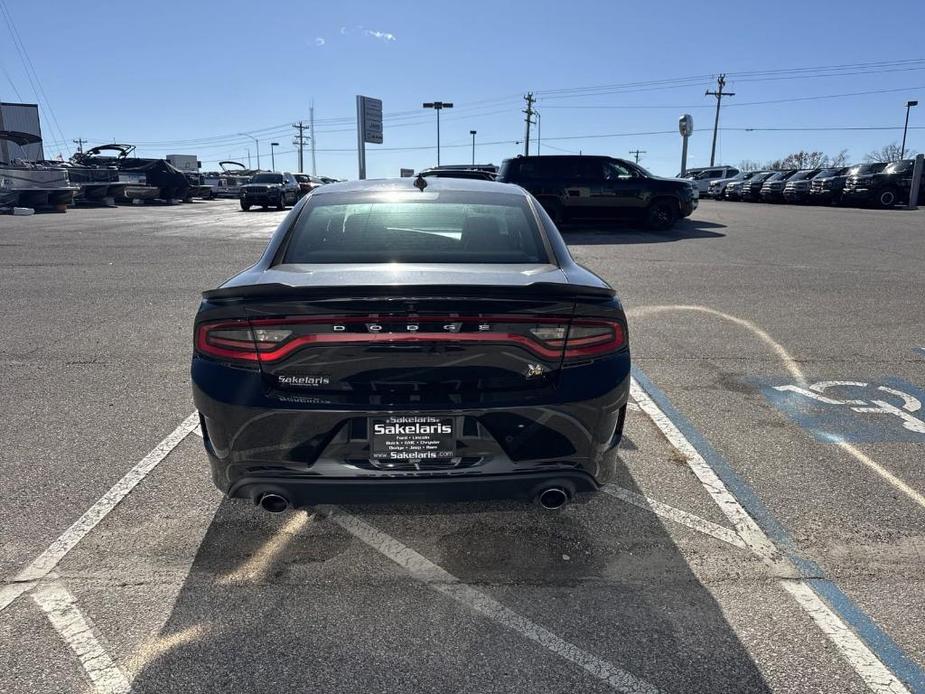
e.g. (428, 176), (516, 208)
(270, 142), (279, 171)
(535, 110), (541, 155)
(423, 101), (453, 166)
(470, 130), (476, 165)
(901, 100), (918, 160)
(239, 133), (260, 169)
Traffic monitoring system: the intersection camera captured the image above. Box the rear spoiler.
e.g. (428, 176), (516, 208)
(203, 282), (615, 303)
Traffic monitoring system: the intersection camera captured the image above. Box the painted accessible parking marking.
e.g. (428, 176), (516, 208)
(632, 366), (924, 694)
(762, 378), (925, 442)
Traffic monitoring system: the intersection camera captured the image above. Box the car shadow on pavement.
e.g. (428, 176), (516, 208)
(128, 453), (771, 694)
(561, 218), (726, 245)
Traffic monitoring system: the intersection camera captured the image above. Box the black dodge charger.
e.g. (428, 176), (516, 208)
(191, 177), (630, 511)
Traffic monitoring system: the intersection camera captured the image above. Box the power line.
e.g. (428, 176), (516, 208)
(537, 85), (925, 110)
(0, 59), (23, 101)
(0, 0), (69, 156)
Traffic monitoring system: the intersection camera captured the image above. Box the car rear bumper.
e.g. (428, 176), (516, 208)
(192, 356), (629, 506)
(223, 469), (602, 507)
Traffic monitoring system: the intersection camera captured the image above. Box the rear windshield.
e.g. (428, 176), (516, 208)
(252, 173), (283, 183)
(281, 191), (549, 264)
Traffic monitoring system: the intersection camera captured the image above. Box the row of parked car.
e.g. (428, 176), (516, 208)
(684, 161), (923, 208)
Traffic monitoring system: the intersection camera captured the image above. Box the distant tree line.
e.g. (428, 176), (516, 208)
(739, 142), (918, 171)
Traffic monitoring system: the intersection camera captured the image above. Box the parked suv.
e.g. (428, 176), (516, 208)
(759, 170), (799, 202)
(842, 160), (922, 208)
(498, 155), (698, 230)
(780, 169), (823, 203)
(681, 165), (740, 196)
(739, 171), (777, 201)
(809, 166), (854, 205)
(722, 171), (765, 201)
(240, 172), (301, 211)
(706, 170), (748, 199)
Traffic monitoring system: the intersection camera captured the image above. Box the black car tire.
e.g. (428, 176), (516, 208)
(240, 201), (251, 211)
(876, 188), (897, 208)
(645, 199), (678, 230)
(276, 192), (286, 211)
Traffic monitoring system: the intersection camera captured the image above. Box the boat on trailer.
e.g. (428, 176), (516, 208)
(71, 144), (188, 202)
(0, 131), (77, 211)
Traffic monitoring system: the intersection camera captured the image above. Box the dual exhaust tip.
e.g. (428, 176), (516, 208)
(256, 485), (573, 513)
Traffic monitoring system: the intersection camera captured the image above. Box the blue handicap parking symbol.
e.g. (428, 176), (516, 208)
(759, 377), (925, 443)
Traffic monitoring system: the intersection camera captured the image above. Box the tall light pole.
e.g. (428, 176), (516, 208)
(239, 133), (260, 169)
(423, 101), (453, 166)
(901, 100), (918, 160)
(535, 110), (541, 155)
(469, 130), (477, 165)
(270, 142), (279, 171)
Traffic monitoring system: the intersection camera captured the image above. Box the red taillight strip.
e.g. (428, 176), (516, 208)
(196, 317), (626, 363)
(253, 331), (565, 362)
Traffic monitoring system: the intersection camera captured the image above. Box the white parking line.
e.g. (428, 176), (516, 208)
(602, 485), (751, 552)
(630, 380), (784, 567)
(332, 510), (660, 694)
(32, 580), (131, 694)
(631, 376), (911, 694)
(0, 412), (199, 612)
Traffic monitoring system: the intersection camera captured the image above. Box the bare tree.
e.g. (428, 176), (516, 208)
(864, 142), (916, 163)
(779, 150), (829, 169)
(829, 149), (850, 167)
(737, 159), (761, 171)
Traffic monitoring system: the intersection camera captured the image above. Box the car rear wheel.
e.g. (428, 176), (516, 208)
(240, 201), (251, 211)
(876, 188), (897, 208)
(645, 199), (677, 230)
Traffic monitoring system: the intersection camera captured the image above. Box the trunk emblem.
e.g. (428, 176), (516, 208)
(525, 363), (546, 378)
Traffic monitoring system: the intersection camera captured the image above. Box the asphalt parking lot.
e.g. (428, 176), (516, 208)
(1, 198), (924, 693)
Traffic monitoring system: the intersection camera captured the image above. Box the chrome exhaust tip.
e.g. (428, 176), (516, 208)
(257, 492), (289, 513)
(536, 487), (569, 510)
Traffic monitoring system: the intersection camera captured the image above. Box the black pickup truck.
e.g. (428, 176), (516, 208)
(841, 159), (923, 208)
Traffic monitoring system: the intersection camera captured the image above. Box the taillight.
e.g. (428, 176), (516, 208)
(195, 321), (293, 363)
(537, 320), (625, 359)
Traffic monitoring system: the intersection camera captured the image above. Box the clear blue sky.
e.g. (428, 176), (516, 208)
(2, 0), (923, 178)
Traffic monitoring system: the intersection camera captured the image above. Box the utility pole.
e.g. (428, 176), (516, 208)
(470, 130), (477, 165)
(292, 121), (307, 173)
(705, 74), (734, 166)
(310, 103), (317, 175)
(901, 100), (918, 159)
(72, 137), (87, 153)
(629, 149), (646, 164)
(523, 92), (536, 157)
